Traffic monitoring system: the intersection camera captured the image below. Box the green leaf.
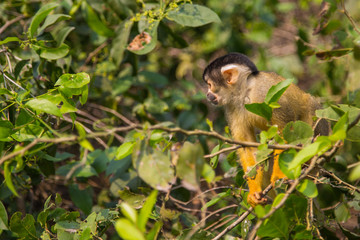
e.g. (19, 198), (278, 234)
(55, 72), (90, 88)
(0, 37), (21, 45)
(209, 144), (220, 168)
(0, 88), (14, 96)
(144, 96), (169, 114)
(52, 26), (75, 47)
(202, 163), (215, 183)
(245, 102), (272, 121)
(138, 190), (158, 232)
(167, 4), (221, 27)
(38, 43), (69, 60)
(10, 212), (37, 240)
(68, 184), (93, 215)
(334, 203), (350, 222)
(82, 1), (114, 37)
(38, 14), (71, 34)
(128, 21), (159, 55)
(279, 149), (301, 179)
(116, 142), (135, 160)
(283, 121), (313, 145)
(284, 195), (307, 223)
(202, 191), (230, 210)
(176, 142), (204, 190)
(28, 2), (59, 38)
(257, 209), (289, 238)
(14, 59), (29, 80)
(264, 78), (293, 104)
(79, 85), (88, 105)
(115, 218), (145, 240)
(296, 179), (318, 198)
(80, 212), (97, 235)
(54, 220), (80, 231)
(0, 120), (13, 139)
(110, 20), (133, 66)
(329, 112), (348, 141)
(135, 147), (174, 191)
(121, 202), (138, 223)
(26, 98), (62, 117)
(288, 137), (332, 170)
(79, 139), (94, 151)
(315, 48), (352, 60)
(4, 162), (18, 197)
(0, 201), (8, 230)
(146, 221), (163, 240)
(11, 124), (44, 142)
(349, 164), (360, 182)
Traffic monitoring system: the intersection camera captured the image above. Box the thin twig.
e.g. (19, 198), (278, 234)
(204, 145), (241, 158)
(0, 15), (25, 35)
(341, 0), (360, 35)
(88, 103), (136, 126)
(149, 125), (302, 151)
(211, 184), (273, 240)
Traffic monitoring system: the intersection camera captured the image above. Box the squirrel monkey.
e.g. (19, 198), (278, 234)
(203, 53), (328, 206)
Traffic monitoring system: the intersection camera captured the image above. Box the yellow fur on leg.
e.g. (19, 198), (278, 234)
(239, 148), (268, 206)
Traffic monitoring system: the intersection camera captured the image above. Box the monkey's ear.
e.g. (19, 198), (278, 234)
(221, 64), (243, 85)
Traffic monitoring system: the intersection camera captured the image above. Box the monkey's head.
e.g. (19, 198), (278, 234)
(203, 53), (259, 106)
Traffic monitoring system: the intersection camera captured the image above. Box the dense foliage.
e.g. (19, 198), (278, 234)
(1, 0), (360, 239)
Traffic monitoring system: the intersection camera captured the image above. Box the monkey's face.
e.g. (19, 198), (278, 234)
(205, 79), (227, 106)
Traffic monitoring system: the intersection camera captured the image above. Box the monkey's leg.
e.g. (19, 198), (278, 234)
(270, 149), (286, 185)
(239, 148), (268, 206)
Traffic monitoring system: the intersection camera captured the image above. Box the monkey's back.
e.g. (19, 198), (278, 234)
(248, 72), (319, 129)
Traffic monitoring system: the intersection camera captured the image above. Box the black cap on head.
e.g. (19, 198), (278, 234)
(203, 53), (259, 86)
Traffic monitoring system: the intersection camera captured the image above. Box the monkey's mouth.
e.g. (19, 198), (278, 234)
(211, 99), (218, 105)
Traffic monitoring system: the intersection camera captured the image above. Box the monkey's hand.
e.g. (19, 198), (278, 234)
(247, 191), (268, 206)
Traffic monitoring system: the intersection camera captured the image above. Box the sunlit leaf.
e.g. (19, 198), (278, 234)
(0, 37), (21, 45)
(28, 2), (59, 38)
(138, 190), (158, 232)
(26, 98), (62, 117)
(37, 14), (71, 34)
(116, 142), (135, 160)
(296, 179), (318, 198)
(120, 202), (137, 223)
(264, 78), (293, 104)
(167, 4), (221, 27)
(38, 43), (69, 60)
(115, 218), (145, 240)
(55, 72), (90, 88)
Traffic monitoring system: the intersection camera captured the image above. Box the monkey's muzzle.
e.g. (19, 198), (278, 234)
(206, 92), (218, 105)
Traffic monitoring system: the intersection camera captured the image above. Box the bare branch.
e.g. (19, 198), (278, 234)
(204, 145), (241, 158)
(0, 15), (25, 35)
(212, 184), (273, 240)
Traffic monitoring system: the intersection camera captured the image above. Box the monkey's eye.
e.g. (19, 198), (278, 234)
(208, 82), (212, 89)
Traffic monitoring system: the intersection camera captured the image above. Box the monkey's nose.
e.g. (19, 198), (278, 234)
(207, 92), (216, 101)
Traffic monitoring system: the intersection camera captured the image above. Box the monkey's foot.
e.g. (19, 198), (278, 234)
(247, 191), (268, 206)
